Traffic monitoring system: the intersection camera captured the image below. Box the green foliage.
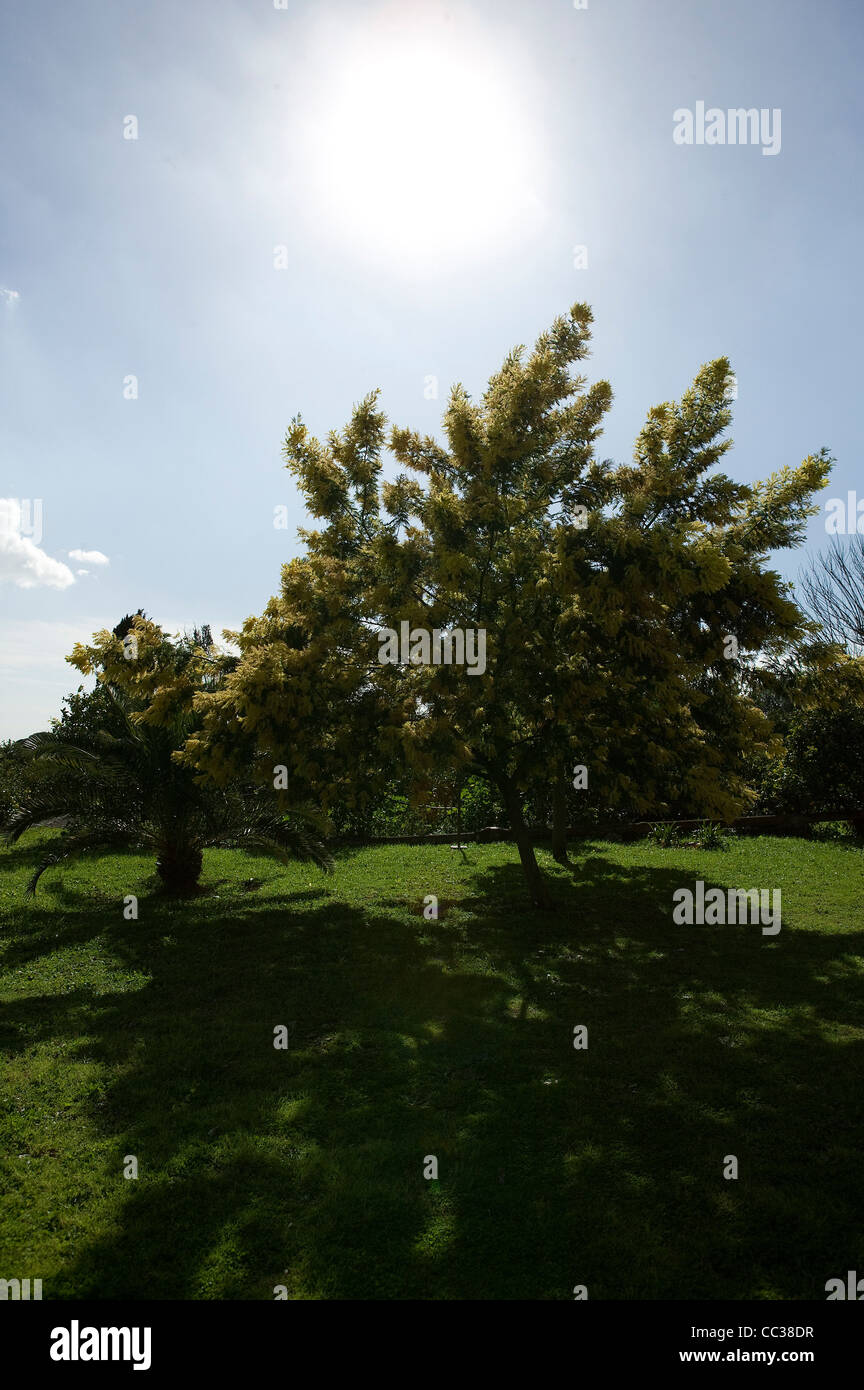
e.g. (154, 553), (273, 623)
(51, 681), (128, 746)
(459, 774), (505, 832)
(688, 821), (732, 850)
(3, 618), (332, 895)
(809, 819), (862, 844)
(0, 741), (35, 826)
(645, 822), (683, 848)
(773, 706), (864, 813)
(181, 303), (832, 907)
(0, 735), (62, 830)
(782, 725), (840, 812)
(645, 820), (733, 849)
(325, 773), (504, 838)
(747, 656), (864, 814)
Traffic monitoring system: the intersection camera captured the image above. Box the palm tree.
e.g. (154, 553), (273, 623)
(3, 682), (332, 896)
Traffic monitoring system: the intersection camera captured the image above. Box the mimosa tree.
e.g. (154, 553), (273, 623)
(182, 304), (831, 907)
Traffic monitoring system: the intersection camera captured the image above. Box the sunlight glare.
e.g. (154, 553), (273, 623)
(300, 16), (543, 267)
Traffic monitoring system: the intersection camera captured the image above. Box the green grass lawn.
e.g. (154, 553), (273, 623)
(1, 831), (862, 1300)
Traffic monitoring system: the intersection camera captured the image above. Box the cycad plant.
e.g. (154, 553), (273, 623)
(3, 622), (332, 896)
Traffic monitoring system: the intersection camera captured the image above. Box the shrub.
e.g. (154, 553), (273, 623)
(809, 819), (862, 844)
(689, 821), (732, 850)
(645, 822), (683, 848)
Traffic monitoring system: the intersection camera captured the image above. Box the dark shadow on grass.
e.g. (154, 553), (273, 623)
(2, 844), (863, 1299)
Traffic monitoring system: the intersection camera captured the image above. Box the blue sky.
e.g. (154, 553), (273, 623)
(1, 0), (862, 738)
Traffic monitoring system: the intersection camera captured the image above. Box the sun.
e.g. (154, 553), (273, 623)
(297, 10), (545, 268)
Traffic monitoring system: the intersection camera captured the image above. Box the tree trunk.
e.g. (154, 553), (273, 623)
(551, 780), (570, 864)
(156, 841), (203, 895)
(500, 782), (554, 910)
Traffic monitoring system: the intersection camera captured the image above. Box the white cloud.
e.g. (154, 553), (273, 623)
(0, 286), (20, 304)
(76, 568), (90, 576)
(68, 548), (109, 565)
(0, 499), (75, 589)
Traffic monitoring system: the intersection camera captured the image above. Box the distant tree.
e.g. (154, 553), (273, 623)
(744, 649), (864, 815)
(773, 703), (864, 813)
(51, 681), (127, 747)
(0, 739), (40, 826)
(112, 609), (148, 641)
(800, 536), (864, 654)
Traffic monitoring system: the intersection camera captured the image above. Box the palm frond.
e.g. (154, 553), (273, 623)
(10, 678), (334, 894)
(23, 732), (101, 766)
(23, 731), (137, 787)
(205, 814), (334, 873)
(24, 827), (141, 896)
(3, 784), (140, 843)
